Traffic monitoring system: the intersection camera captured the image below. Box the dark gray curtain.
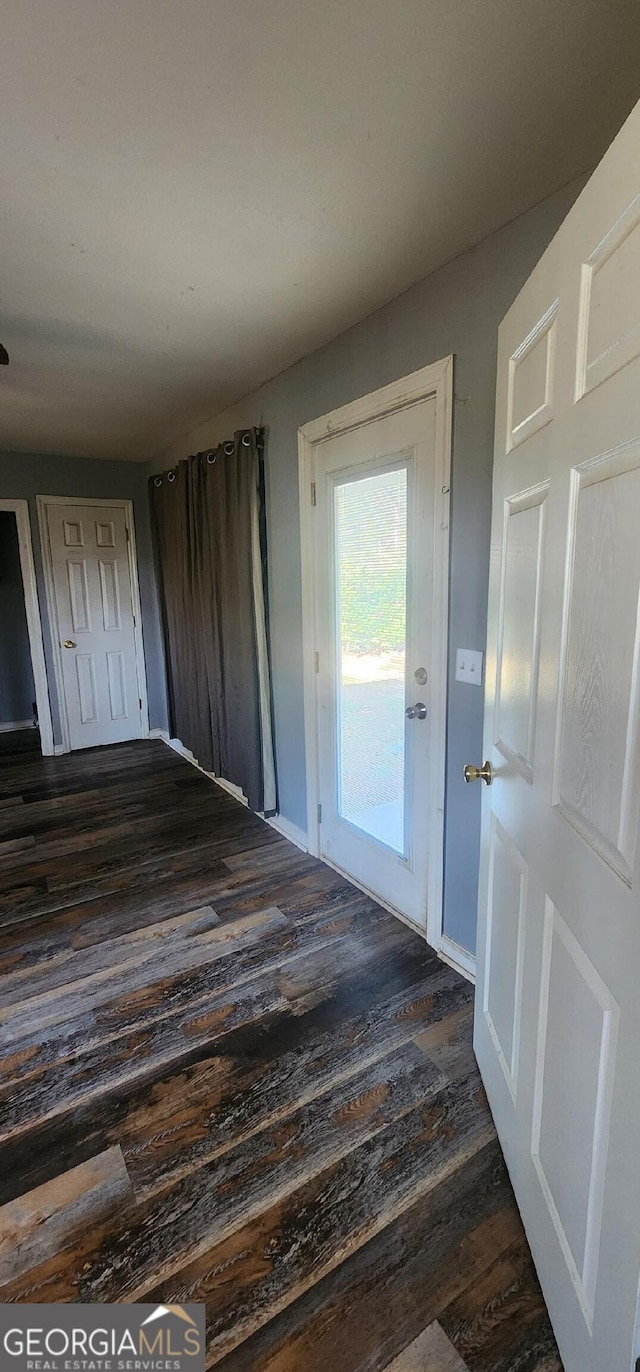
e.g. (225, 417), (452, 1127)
(149, 428), (276, 814)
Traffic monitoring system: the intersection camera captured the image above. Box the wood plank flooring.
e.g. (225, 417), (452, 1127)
(383, 1323), (469, 1372)
(0, 728), (40, 759)
(0, 740), (562, 1371)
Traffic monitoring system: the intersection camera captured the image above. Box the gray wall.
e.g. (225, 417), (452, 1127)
(0, 511), (35, 727)
(0, 455), (168, 743)
(153, 175), (587, 955)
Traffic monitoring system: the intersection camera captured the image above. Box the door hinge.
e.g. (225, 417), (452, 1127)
(317, 802), (322, 824)
(311, 481), (317, 507)
(314, 650), (319, 673)
(139, 698), (142, 710)
(126, 527), (130, 542)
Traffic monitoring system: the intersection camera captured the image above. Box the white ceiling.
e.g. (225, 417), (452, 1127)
(1, 0), (639, 463)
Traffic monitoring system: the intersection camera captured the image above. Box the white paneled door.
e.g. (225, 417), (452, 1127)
(304, 362), (452, 935)
(474, 102), (640, 1371)
(43, 501), (145, 750)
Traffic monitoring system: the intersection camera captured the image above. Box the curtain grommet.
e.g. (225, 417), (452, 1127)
(206, 451), (217, 465)
(241, 432), (251, 447)
(223, 441), (234, 456)
(167, 470), (176, 483)
(153, 476), (163, 487)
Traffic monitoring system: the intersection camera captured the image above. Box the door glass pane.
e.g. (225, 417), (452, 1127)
(334, 466), (408, 854)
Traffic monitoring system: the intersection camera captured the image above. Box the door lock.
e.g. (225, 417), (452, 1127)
(63, 639), (76, 649)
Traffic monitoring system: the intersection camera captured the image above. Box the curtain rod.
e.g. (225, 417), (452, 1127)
(194, 425), (265, 464)
(151, 428), (266, 486)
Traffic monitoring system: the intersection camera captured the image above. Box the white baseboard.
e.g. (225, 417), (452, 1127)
(151, 729), (311, 846)
(148, 733), (471, 967)
(150, 729), (249, 805)
(0, 719), (35, 733)
(52, 743), (66, 756)
(266, 813), (309, 852)
(439, 933), (476, 983)
(314, 848), (429, 942)
(211, 772), (249, 805)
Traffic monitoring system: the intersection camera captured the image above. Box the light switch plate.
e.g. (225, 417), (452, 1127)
(455, 648), (484, 685)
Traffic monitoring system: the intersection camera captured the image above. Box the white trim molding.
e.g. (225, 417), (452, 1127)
(150, 728), (309, 846)
(298, 357), (453, 956)
(152, 729), (249, 804)
(0, 498), (55, 756)
(150, 730), (478, 978)
(266, 812), (309, 852)
(439, 933), (476, 984)
(36, 495), (150, 754)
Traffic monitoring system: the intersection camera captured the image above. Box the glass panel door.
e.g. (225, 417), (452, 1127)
(334, 464), (408, 855)
(314, 390), (440, 930)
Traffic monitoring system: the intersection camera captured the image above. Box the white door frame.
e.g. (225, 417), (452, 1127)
(0, 498), (55, 756)
(298, 356), (453, 952)
(36, 495), (150, 754)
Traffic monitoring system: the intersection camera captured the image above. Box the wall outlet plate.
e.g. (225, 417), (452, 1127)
(455, 648), (483, 685)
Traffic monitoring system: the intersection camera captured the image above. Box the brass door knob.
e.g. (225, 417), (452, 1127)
(63, 639), (76, 649)
(464, 760), (493, 785)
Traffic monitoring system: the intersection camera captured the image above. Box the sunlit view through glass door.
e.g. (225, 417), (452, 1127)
(334, 466), (408, 855)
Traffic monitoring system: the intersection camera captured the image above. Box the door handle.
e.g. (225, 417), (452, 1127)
(406, 702), (428, 720)
(63, 639), (76, 649)
(463, 760), (493, 785)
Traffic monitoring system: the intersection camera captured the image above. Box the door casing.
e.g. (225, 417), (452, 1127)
(0, 497), (55, 755)
(37, 494), (149, 754)
(298, 357), (453, 958)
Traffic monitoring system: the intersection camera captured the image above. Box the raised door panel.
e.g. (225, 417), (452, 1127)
(95, 520), (116, 548)
(482, 817), (527, 1103)
(99, 560), (122, 631)
(532, 901), (619, 1329)
(577, 195), (640, 398)
(106, 650), (127, 720)
(506, 304), (557, 451)
(554, 445), (640, 882)
(494, 484), (547, 780)
(67, 560), (91, 634)
(63, 519), (84, 548)
(75, 654), (99, 724)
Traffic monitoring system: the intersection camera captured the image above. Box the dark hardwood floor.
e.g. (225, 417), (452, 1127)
(0, 726), (40, 758)
(0, 739), (562, 1371)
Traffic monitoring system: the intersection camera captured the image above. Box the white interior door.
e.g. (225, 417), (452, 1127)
(44, 502), (144, 750)
(312, 390), (446, 930)
(474, 100), (640, 1372)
